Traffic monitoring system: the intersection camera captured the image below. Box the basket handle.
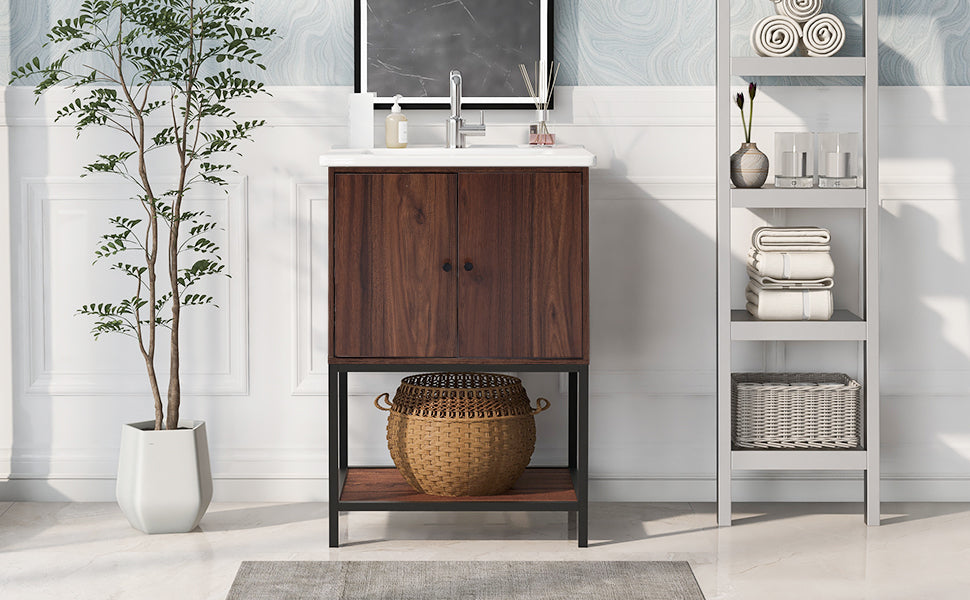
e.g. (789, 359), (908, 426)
(374, 392), (392, 411)
(532, 397), (551, 415)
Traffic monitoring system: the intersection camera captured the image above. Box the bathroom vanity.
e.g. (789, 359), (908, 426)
(321, 145), (595, 547)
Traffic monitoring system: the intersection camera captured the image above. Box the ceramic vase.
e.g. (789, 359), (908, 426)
(730, 142), (769, 188)
(117, 420), (213, 534)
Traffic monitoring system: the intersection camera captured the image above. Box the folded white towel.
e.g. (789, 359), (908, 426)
(750, 15), (801, 58)
(752, 226), (831, 252)
(746, 282), (834, 320)
(747, 268), (834, 290)
(773, 0), (823, 23)
(801, 13), (846, 57)
(747, 249), (835, 279)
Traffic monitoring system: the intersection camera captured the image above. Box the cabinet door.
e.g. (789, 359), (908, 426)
(332, 172), (457, 357)
(458, 172), (585, 359)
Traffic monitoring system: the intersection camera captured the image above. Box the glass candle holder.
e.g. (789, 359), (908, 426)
(818, 132), (860, 188)
(774, 132), (814, 188)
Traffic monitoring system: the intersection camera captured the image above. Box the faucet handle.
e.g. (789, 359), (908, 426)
(479, 110), (486, 126)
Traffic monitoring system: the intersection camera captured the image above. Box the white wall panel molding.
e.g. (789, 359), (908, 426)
(292, 180), (329, 396)
(5, 85), (970, 129)
(0, 85), (13, 478)
(882, 370), (970, 397)
(589, 370), (714, 398)
(590, 176), (715, 202)
(4, 84), (970, 502)
(879, 184), (970, 202)
(3, 85), (353, 128)
(567, 86), (715, 127)
(18, 177), (249, 396)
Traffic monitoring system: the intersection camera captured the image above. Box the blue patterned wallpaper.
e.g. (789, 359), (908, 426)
(6, 1), (970, 86)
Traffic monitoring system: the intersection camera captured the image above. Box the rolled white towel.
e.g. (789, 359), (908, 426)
(801, 13), (846, 57)
(750, 15), (801, 58)
(747, 249), (835, 279)
(773, 0), (823, 23)
(751, 226), (831, 252)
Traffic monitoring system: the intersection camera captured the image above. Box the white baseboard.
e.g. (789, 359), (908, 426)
(0, 477), (330, 503)
(3, 474), (968, 503)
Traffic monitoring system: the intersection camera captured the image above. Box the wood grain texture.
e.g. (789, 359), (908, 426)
(329, 357), (589, 366)
(458, 172), (584, 359)
(331, 172), (457, 357)
(340, 467), (578, 503)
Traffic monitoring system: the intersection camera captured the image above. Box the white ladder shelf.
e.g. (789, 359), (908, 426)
(715, 0), (880, 526)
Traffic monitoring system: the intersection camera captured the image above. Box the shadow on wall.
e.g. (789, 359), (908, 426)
(878, 2), (970, 475)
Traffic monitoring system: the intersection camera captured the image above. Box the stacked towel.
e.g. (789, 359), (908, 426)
(745, 226), (834, 320)
(751, 1), (846, 58)
(747, 249), (835, 279)
(752, 226), (830, 252)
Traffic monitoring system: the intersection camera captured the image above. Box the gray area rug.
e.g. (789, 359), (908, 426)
(226, 560), (705, 600)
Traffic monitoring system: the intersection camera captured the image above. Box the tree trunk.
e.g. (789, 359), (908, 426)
(166, 235), (181, 431)
(147, 359), (163, 430)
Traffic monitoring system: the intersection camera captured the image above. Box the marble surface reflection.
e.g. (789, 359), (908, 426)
(1, 501), (969, 599)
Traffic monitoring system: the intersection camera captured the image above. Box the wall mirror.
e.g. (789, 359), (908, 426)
(356, 0), (553, 109)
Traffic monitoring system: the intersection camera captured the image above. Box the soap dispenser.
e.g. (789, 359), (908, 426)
(385, 94), (408, 148)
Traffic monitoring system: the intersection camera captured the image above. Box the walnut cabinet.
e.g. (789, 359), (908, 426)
(327, 165), (590, 548)
(329, 168), (589, 363)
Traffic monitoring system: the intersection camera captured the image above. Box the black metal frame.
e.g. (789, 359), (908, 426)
(328, 362), (588, 547)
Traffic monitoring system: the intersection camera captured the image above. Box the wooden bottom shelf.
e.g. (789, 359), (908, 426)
(340, 467), (578, 504)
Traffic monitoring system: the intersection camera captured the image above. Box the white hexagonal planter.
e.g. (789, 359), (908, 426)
(116, 420), (213, 534)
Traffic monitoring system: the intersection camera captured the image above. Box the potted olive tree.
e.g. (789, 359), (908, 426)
(11, 0), (274, 533)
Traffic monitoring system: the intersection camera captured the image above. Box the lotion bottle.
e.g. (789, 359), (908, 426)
(385, 94), (408, 148)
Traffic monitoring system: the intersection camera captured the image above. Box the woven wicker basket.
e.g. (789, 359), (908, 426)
(732, 372), (863, 449)
(375, 372), (550, 497)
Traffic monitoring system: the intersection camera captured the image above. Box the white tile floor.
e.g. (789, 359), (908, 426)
(1, 501), (968, 599)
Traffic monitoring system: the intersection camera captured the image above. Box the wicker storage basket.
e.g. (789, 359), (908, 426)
(732, 373), (863, 449)
(375, 372), (550, 496)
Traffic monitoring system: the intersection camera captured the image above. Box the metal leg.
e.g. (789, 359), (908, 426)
(329, 366), (340, 547)
(568, 372), (578, 471)
(577, 366), (589, 547)
(339, 371), (348, 471)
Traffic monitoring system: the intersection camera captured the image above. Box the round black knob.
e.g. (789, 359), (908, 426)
(442, 262), (452, 272)
(463, 262), (474, 271)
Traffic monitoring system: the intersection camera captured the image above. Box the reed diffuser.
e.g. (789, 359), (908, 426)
(519, 61), (560, 145)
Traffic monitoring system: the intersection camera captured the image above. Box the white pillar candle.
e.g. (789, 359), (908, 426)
(825, 151), (852, 177)
(783, 151), (808, 177)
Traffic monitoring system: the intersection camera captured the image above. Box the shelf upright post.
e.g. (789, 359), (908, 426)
(715, 0), (733, 526)
(863, 0), (881, 526)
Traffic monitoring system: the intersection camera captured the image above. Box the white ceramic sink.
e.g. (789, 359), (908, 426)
(320, 144), (596, 167)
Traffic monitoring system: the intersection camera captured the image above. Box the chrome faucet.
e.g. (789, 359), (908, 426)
(446, 70), (486, 148)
